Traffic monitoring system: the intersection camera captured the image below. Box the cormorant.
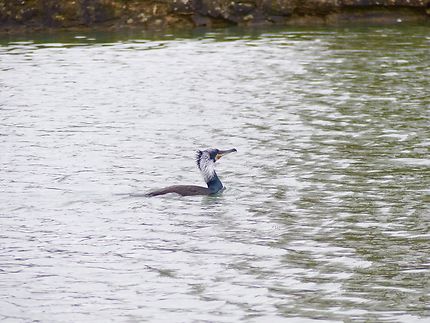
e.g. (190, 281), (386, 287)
(146, 148), (237, 197)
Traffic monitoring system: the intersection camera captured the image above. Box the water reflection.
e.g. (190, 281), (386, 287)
(1, 25), (429, 322)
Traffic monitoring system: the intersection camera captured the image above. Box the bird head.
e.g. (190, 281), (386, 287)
(210, 148), (237, 162)
(195, 148), (237, 183)
(196, 148), (237, 165)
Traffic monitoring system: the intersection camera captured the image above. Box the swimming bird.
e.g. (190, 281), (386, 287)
(146, 148), (237, 197)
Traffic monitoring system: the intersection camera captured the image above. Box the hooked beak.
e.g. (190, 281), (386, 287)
(215, 148), (237, 161)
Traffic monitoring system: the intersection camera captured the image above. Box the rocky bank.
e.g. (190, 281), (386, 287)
(1, 0), (429, 33)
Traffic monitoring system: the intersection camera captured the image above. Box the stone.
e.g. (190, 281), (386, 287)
(0, 0), (429, 34)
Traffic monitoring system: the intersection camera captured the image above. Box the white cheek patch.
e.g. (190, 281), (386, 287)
(196, 151), (216, 183)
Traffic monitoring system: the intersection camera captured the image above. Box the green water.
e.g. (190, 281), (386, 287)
(1, 25), (429, 322)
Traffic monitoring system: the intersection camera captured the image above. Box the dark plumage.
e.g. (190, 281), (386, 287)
(146, 148), (237, 197)
(145, 185), (210, 197)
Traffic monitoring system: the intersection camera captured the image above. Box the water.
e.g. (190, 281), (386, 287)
(1, 25), (429, 322)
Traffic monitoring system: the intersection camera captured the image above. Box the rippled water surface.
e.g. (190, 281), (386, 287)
(1, 25), (429, 322)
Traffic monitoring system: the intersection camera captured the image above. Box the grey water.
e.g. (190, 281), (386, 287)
(1, 25), (429, 322)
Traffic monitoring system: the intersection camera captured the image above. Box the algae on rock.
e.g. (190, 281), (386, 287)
(0, 0), (429, 33)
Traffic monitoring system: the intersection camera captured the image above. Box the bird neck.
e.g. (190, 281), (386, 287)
(196, 152), (223, 194)
(206, 171), (223, 193)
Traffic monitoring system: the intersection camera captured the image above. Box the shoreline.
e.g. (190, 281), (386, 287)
(1, 1), (429, 35)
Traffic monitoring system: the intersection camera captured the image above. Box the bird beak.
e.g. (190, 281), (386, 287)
(215, 148), (237, 161)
